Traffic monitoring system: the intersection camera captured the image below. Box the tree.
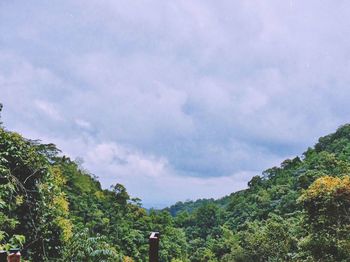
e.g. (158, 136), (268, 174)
(234, 214), (296, 262)
(193, 204), (220, 239)
(59, 229), (121, 262)
(112, 183), (130, 207)
(299, 175), (350, 261)
(0, 128), (72, 261)
(0, 103), (3, 125)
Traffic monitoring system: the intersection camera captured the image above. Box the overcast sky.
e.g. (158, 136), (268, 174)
(1, 1), (350, 207)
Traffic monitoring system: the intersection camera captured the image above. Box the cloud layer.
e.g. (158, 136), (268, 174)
(1, 1), (350, 207)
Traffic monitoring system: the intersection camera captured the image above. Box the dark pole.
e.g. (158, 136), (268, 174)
(149, 232), (160, 262)
(0, 251), (6, 262)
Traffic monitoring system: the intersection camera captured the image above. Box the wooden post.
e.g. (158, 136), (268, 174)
(7, 249), (21, 262)
(0, 251), (6, 262)
(149, 232), (160, 262)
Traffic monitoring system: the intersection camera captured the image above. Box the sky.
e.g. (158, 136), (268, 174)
(1, 1), (350, 208)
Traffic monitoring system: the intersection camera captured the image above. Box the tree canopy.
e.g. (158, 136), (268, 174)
(1, 107), (350, 261)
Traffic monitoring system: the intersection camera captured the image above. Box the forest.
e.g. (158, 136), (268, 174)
(1, 102), (350, 262)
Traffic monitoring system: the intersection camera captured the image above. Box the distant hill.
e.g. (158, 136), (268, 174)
(167, 124), (350, 261)
(164, 192), (237, 216)
(2, 102), (350, 261)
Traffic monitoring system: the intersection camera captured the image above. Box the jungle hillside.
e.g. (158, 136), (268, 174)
(1, 103), (350, 261)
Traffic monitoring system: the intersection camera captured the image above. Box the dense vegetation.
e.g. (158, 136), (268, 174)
(1, 103), (350, 261)
(0, 105), (187, 262)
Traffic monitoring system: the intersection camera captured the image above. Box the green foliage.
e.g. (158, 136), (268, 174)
(60, 229), (121, 262)
(0, 128), (72, 261)
(298, 176), (350, 261)
(3, 108), (350, 261)
(169, 124), (350, 261)
(234, 214), (297, 261)
(0, 123), (190, 261)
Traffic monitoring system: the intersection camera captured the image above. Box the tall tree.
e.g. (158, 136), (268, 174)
(299, 175), (350, 261)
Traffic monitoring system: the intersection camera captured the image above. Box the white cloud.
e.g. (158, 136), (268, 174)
(34, 100), (63, 121)
(42, 137), (254, 208)
(1, 0), (350, 206)
(75, 118), (91, 129)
